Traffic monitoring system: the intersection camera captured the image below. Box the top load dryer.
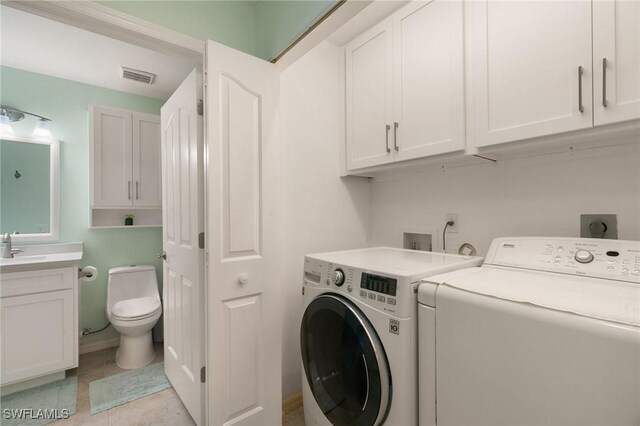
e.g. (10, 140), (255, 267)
(418, 237), (640, 425)
(301, 247), (483, 426)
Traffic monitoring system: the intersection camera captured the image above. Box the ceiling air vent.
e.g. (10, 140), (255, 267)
(121, 67), (156, 85)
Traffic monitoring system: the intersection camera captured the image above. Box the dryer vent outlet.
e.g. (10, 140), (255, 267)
(580, 214), (618, 239)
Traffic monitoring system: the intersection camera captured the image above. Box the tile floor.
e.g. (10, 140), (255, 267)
(47, 343), (305, 426)
(52, 342), (195, 426)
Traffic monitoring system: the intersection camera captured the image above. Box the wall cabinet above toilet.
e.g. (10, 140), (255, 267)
(90, 105), (162, 228)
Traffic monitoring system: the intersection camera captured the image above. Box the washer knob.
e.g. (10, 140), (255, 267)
(333, 269), (345, 287)
(575, 250), (594, 264)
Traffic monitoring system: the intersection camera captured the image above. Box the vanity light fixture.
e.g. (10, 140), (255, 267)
(0, 105), (53, 139)
(0, 112), (14, 135)
(33, 119), (52, 138)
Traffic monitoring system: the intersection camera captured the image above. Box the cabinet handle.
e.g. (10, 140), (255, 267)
(393, 122), (399, 151)
(385, 124), (391, 153)
(128, 181), (131, 200)
(578, 66), (584, 113)
(602, 58), (608, 108)
(136, 181), (139, 200)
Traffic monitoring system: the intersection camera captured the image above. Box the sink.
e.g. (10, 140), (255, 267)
(0, 243), (83, 272)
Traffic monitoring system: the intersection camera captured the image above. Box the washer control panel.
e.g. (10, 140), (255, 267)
(303, 257), (413, 317)
(487, 238), (640, 282)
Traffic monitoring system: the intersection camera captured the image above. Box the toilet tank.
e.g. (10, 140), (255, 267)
(107, 265), (159, 311)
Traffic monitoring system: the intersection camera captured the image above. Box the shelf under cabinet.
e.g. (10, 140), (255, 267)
(90, 207), (162, 228)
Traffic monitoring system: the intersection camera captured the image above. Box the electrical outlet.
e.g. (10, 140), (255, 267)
(446, 213), (458, 233)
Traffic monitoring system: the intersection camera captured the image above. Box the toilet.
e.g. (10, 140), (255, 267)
(106, 265), (162, 369)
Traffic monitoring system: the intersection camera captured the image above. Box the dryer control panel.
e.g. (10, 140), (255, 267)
(303, 257), (415, 318)
(486, 237), (640, 283)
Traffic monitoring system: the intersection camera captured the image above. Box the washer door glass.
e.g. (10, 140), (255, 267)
(300, 294), (391, 426)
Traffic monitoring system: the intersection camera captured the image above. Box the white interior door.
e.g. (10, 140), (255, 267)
(160, 69), (205, 425)
(206, 40), (281, 426)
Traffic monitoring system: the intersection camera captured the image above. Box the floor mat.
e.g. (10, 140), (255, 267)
(0, 377), (78, 426)
(89, 362), (171, 414)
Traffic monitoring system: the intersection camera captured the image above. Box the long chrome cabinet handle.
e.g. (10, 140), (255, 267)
(394, 122), (399, 151)
(128, 181), (131, 200)
(385, 124), (391, 153)
(578, 66), (584, 113)
(136, 181), (139, 200)
(602, 58), (608, 107)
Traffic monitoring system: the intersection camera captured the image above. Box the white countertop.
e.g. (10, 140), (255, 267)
(0, 242), (84, 272)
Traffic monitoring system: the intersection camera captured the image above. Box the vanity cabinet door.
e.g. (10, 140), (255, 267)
(0, 289), (75, 385)
(392, 0), (465, 161)
(467, 0), (593, 148)
(593, 0), (640, 126)
(91, 106), (134, 207)
(132, 113), (162, 207)
(345, 19), (394, 170)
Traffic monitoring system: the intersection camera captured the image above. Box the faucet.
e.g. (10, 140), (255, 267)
(2, 233), (23, 259)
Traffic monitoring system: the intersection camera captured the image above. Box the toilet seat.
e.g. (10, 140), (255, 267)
(111, 296), (161, 321)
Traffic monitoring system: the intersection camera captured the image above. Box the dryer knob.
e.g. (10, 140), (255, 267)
(575, 250), (594, 264)
(333, 269), (345, 287)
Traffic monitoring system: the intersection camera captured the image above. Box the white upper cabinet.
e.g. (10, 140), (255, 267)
(91, 106), (132, 207)
(345, 0), (465, 171)
(345, 19), (393, 170)
(392, 0), (465, 161)
(593, 0), (640, 126)
(468, 0), (593, 148)
(91, 106), (161, 209)
(132, 113), (162, 207)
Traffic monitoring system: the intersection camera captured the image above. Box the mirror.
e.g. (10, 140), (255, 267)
(0, 135), (59, 241)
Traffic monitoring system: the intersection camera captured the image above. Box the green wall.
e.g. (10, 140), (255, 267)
(0, 66), (164, 344)
(99, 0), (259, 56)
(256, 1), (336, 60)
(98, 0), (336, 61)
(1, 140), (51, 234)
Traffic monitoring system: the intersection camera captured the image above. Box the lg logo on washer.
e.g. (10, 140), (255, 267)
(389, 319), (400, 335)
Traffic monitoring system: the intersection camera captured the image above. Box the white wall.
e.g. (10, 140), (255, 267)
(369, 142), (640, 254)
(280, 41), (370, 398)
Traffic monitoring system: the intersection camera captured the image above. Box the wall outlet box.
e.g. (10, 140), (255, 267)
(580, 214), (618, 239)
(403, 233), (432, 251)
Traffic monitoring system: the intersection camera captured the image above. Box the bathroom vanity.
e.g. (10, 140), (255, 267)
(0, 243), (83, 393)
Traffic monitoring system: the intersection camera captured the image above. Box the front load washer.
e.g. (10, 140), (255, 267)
(418, 237), (640, 425)
(300, 247), (483, 426)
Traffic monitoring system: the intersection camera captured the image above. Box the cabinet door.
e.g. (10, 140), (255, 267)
(91, 106), (133, 207)
(392, 0), (465, 161)
(593, 0), (640, 125)
(345, 19), (393, 170)
(1, 290), (75, 385)
(91, 107), (133, 207)
(468, 0), (593, 148)
(132, 113), (162, 207)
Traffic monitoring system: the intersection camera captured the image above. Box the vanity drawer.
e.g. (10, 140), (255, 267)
(0, 267), (75, 298)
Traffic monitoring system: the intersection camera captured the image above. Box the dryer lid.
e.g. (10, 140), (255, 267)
(421, 267), (640, 327)
(111, 296), (161, 320)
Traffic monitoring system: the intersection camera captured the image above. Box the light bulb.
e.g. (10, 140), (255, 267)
(33, 119), (52, 138)
(0, 113), (14, 135)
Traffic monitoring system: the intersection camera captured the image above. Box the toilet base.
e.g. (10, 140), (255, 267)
(116, 331), (155, 370)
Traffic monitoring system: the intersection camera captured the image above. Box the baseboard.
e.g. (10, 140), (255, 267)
(79, 337), (119, 355)
(282, 392), (303, 415)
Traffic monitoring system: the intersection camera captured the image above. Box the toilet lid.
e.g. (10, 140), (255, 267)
(111, 297), (161, 320)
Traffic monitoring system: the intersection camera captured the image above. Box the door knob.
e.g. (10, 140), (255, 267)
(158, 251), (167, 260)
(238, 273), (249, 285)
